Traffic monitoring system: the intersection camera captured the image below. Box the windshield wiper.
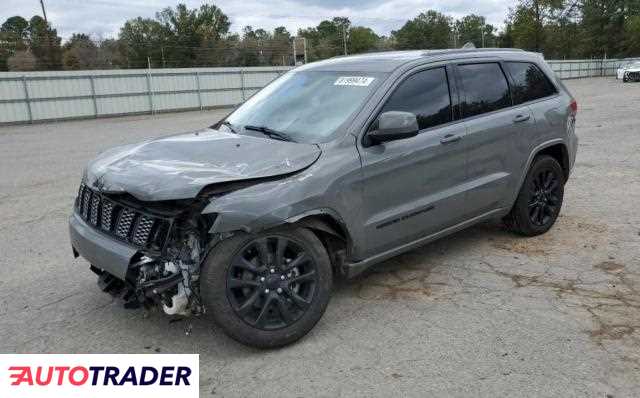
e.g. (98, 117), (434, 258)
(221, 120), (238, 134)
(244, 125), (296, 142)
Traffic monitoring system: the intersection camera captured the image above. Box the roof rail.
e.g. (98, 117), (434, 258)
(421, 48), (526, 57)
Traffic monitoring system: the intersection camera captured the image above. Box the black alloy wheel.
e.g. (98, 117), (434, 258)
(200, 226), (332, 348)
(226, 236), (318, 331)
(527, 169), (561, 227)
(504, 155), (565, 236)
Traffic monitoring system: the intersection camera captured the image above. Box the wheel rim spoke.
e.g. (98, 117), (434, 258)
(232, 256), (258, 273)
(254, 238), (270, 266)
(528, 168), (561, 227)
(289, 270), (316, 284)
(276, 295), (295, 324)
(283, 252), (309, 272)
(537, 204), (545, 225)
(254, 295), (275, 328)
(275, 237), (288, 267)
(228, 278), (260, 289)
(227, 235), (318, 331)
(236, 290), (260, 315)
(544, 171), (554, 189)
(530, 205), (540, 222)
(288, 289), (311, 310)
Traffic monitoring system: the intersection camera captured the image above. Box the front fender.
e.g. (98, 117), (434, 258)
(201, 137), (364, 256)
(203, 179), (349, 236)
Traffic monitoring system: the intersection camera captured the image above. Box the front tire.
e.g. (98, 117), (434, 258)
(200, 226), (332, 348)
(504, 155), (565, 236)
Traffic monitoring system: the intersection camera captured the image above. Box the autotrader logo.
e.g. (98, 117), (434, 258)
(0, 354), (198, 398)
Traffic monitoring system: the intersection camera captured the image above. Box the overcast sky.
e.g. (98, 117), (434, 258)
(3, 0), (512, 41)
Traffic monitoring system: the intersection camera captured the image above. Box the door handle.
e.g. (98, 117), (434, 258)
(513, 114), (531, 123)
(440, 133), (461, 144)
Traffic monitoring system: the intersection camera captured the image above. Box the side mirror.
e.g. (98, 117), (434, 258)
(367, 111), (419, 144)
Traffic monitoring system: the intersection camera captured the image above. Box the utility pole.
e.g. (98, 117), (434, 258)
(39, 0), (48, 23)
(342, 25), (348, 56)
(39, 0), (57, 69)
(292, 38), (297, 66)
(303, 37), (308, 64)
(452, 27), (457, 48)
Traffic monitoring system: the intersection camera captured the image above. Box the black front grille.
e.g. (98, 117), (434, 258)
(76, 183), (170, 250)
(628, 71), (640, 81)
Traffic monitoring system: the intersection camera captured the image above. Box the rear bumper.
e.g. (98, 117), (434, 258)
(69, 212), (137, 280)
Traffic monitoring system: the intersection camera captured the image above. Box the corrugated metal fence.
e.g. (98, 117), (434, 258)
(0, 58), (637, 125)
(549, 58), (640, 79)
(0, 66), (291, 124)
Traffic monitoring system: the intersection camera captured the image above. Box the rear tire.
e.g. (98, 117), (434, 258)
(200, 226), (332, 348)
(504, 155), (565, 236)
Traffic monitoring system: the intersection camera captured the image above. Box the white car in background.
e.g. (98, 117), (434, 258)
(617, 61), (640, 82)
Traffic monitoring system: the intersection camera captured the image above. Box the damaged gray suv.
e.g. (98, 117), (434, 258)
(70, 49), (578, 348)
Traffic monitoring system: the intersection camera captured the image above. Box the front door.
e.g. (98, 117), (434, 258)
(358, 66), (468, 258)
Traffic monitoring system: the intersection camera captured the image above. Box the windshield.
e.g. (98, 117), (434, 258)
(224, 71), (387, 143)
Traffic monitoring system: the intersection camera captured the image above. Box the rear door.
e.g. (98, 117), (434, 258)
(454, 61), (537, 217)
(503, 61), (564, 162)
(358, 65), (468, 258)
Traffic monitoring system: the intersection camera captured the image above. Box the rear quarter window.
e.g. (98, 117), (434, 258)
(505, 62), (557, 105)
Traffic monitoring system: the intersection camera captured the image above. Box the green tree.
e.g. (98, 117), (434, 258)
(625, 15), (640, 56)
(96, 38), (126, 69)
(271, 26), (293, 65)
(580, 0), (628, 57)
(349, 26), (379, 54)
(298, 17), (352, 60)
(392, 10), (453, 50)
(2, 16), (29, 45)
(507, 0), (564, 53)
(156, 3), (230, 67)
(119, 17), (167, 68)
(28, 15), (62, 69)
(455, 14), (497, 48)
(0, 16), (30, 70)
(62, 33), (98, 70)
(7, 49), (37, 70)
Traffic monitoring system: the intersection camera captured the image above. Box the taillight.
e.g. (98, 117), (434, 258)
(570, 99), (578, 115)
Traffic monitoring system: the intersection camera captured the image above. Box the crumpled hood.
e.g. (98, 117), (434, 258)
(85, 129), (321, 201)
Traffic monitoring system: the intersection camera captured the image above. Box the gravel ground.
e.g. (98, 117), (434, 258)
(1, 78), (639, 397)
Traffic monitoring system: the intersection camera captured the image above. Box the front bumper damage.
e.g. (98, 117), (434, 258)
(69, 186), (213, 316)
(70, 212), (136, 280)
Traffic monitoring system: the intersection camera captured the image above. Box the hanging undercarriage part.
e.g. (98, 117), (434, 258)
(81, 192), (218, 316)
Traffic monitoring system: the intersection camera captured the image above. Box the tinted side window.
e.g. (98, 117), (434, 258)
(380, 67), (452, 130)
(458, 63), (511, 118)
(506, 62), (557, 105)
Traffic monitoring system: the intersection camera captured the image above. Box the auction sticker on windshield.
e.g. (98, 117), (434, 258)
(0, 354), (198, 398)
(334, 76), (375, 86)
